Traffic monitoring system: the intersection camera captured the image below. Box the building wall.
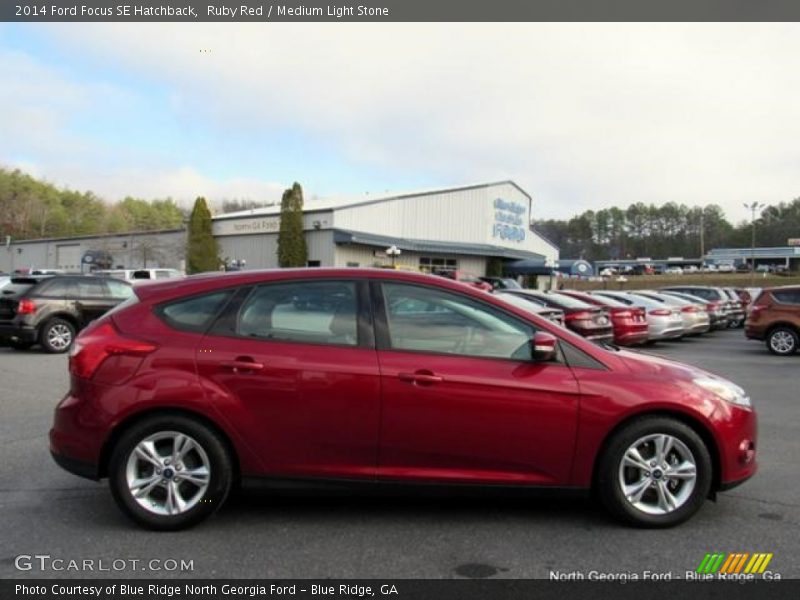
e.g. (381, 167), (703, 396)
(0, 230), (186, 273)
(217, 230), (336, 269)
(332, 183), (558, 263)
(333, 244), (487, 274)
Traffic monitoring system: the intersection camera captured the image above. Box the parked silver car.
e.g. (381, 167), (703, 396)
(629, 290), (710, 335)
(659, 290), (729, 330)
(592, 291), (685, 341)
(661, 285), (738, 328)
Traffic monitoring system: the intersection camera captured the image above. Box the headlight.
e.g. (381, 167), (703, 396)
(693, 377), (751, 408)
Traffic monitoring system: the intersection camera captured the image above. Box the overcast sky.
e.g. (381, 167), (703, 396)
(2, 23), (799, 222)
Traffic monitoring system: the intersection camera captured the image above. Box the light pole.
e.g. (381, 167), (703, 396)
(743, 202), (765, 285)
(386, 245), (401, 268)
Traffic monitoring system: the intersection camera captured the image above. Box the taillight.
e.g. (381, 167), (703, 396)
(69, 320), (157, 381)
(681, 305), (698, 313)
(614, 309), (633, 318)
(707, 301), (721, 313)
(566, 310), (592, 321)
(16, 299), (36, 315)
(649, 309), (671, 316)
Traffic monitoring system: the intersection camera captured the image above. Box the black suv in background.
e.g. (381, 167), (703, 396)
(0, 275), (133, 352)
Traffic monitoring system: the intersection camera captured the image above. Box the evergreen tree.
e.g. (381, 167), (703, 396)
(277, 182), (308, 267)
(186, 197), (220, 273)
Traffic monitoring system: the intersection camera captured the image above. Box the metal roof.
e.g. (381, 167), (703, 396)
(213, 180), (531, 221)
(706, 247), (800, 259)
(332, 229), (545, 261)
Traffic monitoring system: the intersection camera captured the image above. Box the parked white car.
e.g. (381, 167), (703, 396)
(665, 266), (684, 275)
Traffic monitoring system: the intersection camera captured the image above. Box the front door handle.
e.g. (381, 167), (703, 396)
(220, 358), (264, 373)
(398, 370), (443, 385)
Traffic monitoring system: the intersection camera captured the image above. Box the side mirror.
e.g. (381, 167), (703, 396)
(532, 331), (558, 362)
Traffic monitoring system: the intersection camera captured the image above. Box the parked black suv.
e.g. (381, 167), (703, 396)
(0, 275), (133, 352)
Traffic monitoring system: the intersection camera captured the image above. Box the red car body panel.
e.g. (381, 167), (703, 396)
(50, 268), (756, 496)
(376, 349), (580, 484)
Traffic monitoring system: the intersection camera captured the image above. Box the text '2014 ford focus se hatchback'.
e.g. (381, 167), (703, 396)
(50, 269), (757, 530)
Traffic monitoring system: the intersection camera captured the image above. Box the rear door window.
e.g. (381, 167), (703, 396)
(236, 281), (359, 346)
(72, 279), (108, 298)
(34, 278), (75, 297)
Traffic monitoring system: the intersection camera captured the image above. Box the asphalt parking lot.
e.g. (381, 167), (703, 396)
(1, 330), (798, 580)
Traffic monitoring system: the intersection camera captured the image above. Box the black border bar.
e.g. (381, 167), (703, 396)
(5, 580), (800, 600)
(4, 1), (800, 23)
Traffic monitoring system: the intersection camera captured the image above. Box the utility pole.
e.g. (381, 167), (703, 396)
(699, 210), (705, 263)
(743, 202), (765, 286)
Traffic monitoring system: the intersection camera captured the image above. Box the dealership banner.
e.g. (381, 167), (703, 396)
(7, 0), (800, 22)
(5, 580), (800, 600)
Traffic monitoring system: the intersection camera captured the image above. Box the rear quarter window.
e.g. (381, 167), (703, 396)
(157, 291), (234, 333)
(772, 290), (800, 305)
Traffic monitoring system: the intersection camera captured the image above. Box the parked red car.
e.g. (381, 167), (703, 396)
(51, 269), (756, 530)
(556, 290), (649, 346)
(496, 289), (614, 343)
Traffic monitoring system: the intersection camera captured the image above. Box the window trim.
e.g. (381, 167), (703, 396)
(370, 279), (548, 363)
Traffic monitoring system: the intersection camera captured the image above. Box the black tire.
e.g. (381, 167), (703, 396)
(8, 340), (34, 350)
(39, 318), (76, 353)
(108, 414), (233, 530)
(766, 326), (799, 356)
(596, 417), (712, 528)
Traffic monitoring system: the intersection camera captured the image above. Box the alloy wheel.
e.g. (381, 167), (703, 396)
(47, 324), (73, 351)
(769, 330), (796, 355)
(125, 431), (210, 516)
(618, 433), (697, 516)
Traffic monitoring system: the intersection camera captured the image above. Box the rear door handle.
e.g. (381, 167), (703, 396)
(220, 359), (264, 372)
(398, 371), (443, 385)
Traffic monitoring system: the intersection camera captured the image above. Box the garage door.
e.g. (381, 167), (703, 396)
(56, 244), (81, 271)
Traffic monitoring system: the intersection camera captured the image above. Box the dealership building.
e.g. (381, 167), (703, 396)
(1, 181), (559, 276)
(213, 181), (558, 273)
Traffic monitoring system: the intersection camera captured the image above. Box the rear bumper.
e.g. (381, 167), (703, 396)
(50, 450), (99, 480)
(0, 323), (37, 342)
(649, 326), (684, 340)
(49, 391), (104, 479)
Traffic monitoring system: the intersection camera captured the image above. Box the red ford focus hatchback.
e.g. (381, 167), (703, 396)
(50, 269), (757, 530)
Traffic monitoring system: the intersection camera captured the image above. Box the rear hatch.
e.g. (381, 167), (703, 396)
(0, 278), (39, 320)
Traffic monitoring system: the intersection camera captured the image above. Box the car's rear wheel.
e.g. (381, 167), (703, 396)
(597, 417), (712, 527)
(108, 415), (233, 530)
(766, 327), (798, 356)
(39, 318), (76, 353)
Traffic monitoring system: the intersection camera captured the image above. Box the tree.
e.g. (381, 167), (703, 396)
(186, 197), (220, 273)
(277, 182), (308, 268)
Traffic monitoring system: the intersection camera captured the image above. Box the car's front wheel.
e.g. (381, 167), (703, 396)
(766, 327), (798, 356)
(597, 417), (712, 527)
(108, 415), (233, 530)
